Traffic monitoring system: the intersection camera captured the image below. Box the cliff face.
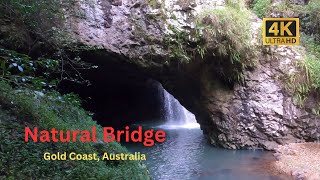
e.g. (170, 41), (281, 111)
(207, 45), (319, 149)
(2, 0), (319, 150)
(64, 0), (319, 150)
(65, 0), (225, 65)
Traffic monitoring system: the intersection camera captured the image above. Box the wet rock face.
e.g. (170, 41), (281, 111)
(205, 45), (320, 150)
(69, 0), (163, 60)
(65, 0), (319, 150)
(68, 0), (173, 66)
(67, 0), (225, 65)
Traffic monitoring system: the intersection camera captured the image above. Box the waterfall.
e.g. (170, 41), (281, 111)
(159, 83), (200, 129)
(163, 91), (174, 123)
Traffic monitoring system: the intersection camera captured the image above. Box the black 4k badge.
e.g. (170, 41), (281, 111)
(263, 18), (300, 45)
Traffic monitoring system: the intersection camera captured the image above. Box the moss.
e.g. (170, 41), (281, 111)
(147, 0), (161, 9)
(0, 81), (150, 179)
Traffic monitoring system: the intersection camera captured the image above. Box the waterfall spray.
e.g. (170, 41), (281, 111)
(158, 83), (200, 129)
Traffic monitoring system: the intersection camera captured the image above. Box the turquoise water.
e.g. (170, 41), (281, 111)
(125, 125), (284, 180)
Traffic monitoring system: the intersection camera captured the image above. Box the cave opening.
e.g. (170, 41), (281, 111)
(59, 54), (199, 129)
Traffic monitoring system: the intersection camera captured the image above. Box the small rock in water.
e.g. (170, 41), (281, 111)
(274, 152), (281, 160)
(252, 157), (260, 160)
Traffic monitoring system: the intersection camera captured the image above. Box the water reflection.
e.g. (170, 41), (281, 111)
(151, 128), (203, 179)
(125, 127), (284, 180)
(124, 83), (283, 179)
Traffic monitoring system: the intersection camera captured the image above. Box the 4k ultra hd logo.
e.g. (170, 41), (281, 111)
(263, 18), (299, 45)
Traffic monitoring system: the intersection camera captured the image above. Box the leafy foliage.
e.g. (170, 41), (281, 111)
(271, 0), (320, 114)
(0, 0), (67, 49)
(0, 1), (95, 86)
(0, 48), (60, 90)
(272, 1), (302, 17)
(0, 48), (93, 91)
(0, 81), (150, 179)
(164, 1), (256, 84)
(252, 0), (272, 18)
(254, 0), (320, 41)
(164, 24), (207, 64)
(303, 0), (320, 41)
(287, 35), (320, 112)
(0, 0), (149, 175)
(196, 4), (256, 83)
(164, 26), (193, 63)
(226, 0), (247, 9)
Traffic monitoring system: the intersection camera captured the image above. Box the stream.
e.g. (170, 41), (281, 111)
(124, 86), (283, 180)
(125, 126), (281, 180)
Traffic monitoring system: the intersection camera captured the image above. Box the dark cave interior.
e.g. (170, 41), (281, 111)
(59, 57), (165, 127)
